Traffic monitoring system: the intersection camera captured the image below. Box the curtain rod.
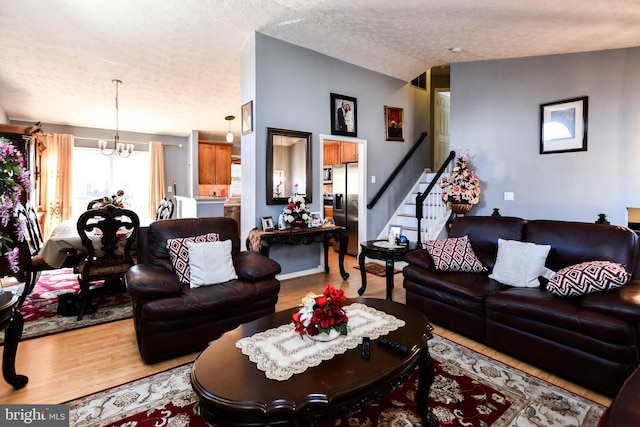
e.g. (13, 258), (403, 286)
(73, 136), (183, 148)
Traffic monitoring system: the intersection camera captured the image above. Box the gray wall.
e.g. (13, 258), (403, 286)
(451, 47), (640, 226)
(245, 33), (430, 275)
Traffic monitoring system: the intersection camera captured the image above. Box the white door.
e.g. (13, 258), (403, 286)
(434, 90), (451, 170)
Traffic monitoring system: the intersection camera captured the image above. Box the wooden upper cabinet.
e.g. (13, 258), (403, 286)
(198, 142), (232, 185)
(323, 142), (340, 166)
(340, 142), (358, 163)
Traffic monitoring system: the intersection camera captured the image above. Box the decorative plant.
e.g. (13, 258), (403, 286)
(440, 149), (481, 205)
(282, 195), (311, 226)
(0, 137), (30, 272)
(291, 284), (349, 338)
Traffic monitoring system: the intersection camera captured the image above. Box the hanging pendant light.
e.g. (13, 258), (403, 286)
(99, 79), (134, 157)
(225, 115), (235, 143)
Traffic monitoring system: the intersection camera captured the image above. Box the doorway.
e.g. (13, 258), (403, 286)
(434, 89), (451, 170)
(319, 134), (367, 259)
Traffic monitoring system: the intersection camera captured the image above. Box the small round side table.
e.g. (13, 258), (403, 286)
(357, 240), (417, 300)
(0, 291), (28, 389)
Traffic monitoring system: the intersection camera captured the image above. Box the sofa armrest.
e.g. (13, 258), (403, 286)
(600, 366), (640, 427)
(233, 250), (282, 281)
(403, 249), (436, 271)
(125, 263), (182, 299)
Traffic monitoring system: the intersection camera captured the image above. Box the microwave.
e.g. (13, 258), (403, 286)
(323, 166), (332, 184)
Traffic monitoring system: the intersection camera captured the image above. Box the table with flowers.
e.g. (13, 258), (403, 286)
(247, 225), (350, 280)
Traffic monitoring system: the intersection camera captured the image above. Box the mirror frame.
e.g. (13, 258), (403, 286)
(266, 127), (313, 205)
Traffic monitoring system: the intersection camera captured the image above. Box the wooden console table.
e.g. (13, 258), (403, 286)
(247, 225), (350, 280)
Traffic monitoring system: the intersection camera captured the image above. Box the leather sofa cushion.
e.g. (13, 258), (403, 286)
(486, 288), (637, 345)
(449, 216), (526, 270)
(580, 282), (640, 324)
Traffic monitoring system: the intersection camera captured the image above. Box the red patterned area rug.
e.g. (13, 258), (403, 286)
(0, 268), (132, 344)
(355, 262), (402, 277)
(67, 335), (605, 427)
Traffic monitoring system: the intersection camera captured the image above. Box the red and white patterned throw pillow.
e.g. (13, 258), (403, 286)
(167, 233), (220, 284)
(547, 261), (631, 297)
(425, 235), (487, 273)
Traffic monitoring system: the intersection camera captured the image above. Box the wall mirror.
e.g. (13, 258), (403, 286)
(267, 127), (312, 205)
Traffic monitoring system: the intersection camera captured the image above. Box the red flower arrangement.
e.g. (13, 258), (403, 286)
(291, 284), (349, 338)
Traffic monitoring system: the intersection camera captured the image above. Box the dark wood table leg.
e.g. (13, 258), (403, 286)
(417, 340), (438, 427)
(259, 240), (271, 257)
(338, 233), (349, 280)
(385, 259), (395, 300)
(357, 249), (367, 295)
(323, 237), (330, 274)
(3, 308), (28, 389)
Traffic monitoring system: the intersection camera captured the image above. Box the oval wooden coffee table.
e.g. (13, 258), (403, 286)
(190, 298), (437, 426)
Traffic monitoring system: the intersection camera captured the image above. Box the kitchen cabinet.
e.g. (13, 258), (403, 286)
(324, 142), (358, 165)
(323, 142), (340, 166)
(198, 142), (232, 185)
(340, 142), (358, 163)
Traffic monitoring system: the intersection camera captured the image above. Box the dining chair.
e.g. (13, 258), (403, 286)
(75, 204), (140, 320)
(155, 197), (175, 220)
(14, 201), (82, 307)
(86, 198), (104, 210)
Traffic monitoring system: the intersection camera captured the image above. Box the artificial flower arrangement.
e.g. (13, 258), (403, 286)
(0, 137), (30, 273)
(440, 149), (481, 205)
(291, 284), (350, 338)
(92, 190), (126, 209)
(282, 194), (311, 226)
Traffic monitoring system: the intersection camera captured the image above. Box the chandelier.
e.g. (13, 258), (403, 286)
(99, 79), (134, 157)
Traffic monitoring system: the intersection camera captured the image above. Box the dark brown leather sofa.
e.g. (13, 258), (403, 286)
(403, 215), (640, 396)
(125, 217), (281, 364)
(599, 364), (640, 426)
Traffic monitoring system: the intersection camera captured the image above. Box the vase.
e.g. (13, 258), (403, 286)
(307, 328), (341, 342)
(290, 219), (306, 228)
(449, 202), (473, 215)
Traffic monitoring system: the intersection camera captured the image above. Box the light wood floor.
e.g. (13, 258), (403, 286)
(0, 250), (612, 407)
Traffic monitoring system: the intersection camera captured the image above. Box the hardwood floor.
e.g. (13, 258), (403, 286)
(0, 249), (612, 407)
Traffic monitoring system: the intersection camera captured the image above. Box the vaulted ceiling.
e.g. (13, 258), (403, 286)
(1, 0), (638, 138)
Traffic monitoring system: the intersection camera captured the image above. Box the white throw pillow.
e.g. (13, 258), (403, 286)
(187, 240), (237, 288)
(488, 239), (551, 288)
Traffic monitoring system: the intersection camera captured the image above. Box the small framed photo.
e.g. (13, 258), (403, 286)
(540, 96), (588, 154)
(384, 105), (404, 141)
(388, 224), (403, 240)
(242, 101), (253, 135)
(261, 216), (274, 231)
(310, 211), (323, 227)
(330, 93), (357, 137)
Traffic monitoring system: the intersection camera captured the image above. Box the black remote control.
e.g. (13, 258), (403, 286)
(361, 337), (371, 359)
(377, 336), (411, 356)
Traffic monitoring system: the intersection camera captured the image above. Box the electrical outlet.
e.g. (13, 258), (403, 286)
(371, 175), (376, 183)
(504, 192), (514, 201)
(167, 185), (173, 193)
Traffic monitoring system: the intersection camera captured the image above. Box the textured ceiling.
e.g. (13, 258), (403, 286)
(1, 0), (639, 138)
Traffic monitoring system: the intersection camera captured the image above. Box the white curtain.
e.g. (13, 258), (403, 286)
(148, 141), (165, 219)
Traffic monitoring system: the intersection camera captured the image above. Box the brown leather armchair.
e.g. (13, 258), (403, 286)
(125, 217), (281, 364)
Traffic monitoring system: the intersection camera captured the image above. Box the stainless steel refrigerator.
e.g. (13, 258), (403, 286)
(332, 163), (359, 256)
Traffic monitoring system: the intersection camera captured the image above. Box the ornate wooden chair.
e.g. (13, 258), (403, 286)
(75, 204), (139, 320)
(155, 198), (175, 220)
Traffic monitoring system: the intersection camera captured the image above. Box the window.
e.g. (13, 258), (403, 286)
(72, 147), (150, 220)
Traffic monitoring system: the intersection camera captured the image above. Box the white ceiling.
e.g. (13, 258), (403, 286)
(1, 0), (639, 138)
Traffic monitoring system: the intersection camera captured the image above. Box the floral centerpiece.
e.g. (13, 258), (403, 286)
(291, 284), (349, 339)
(282, 195), (311, 227)
(0, 137), (30, 273)
(91, 190), (126, 209)
(439, 149), (481, 211)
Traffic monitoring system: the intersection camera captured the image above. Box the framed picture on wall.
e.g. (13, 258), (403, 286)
(242, 101), (253, 135)
(384, 105), (404, 141)
(540, 96), (588, 154)
(330, 93), (357, 137)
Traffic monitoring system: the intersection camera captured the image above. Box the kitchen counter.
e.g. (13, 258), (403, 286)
(175, 196), (226, 218)
(224, 197), (241, 207)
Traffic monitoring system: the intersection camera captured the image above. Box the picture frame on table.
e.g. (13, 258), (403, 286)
(540, 96), (588, 154)
(242, 101), (253, 135)
(384, 105), (404, 141)
(388, 225), (403, 241)
(310, 211), (323, 227)
(261, 216), (274, 231)
(330, 93), (357, 137)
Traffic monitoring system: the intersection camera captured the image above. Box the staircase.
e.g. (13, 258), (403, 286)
(378, 169), (452, 245)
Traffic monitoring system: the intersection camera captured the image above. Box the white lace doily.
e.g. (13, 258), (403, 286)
(235, 303), (405, 381)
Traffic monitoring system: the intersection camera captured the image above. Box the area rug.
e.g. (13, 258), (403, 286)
(0, 268), (132, 344)
(354, 262), (402, 277)
(66, 335), (605, 427)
